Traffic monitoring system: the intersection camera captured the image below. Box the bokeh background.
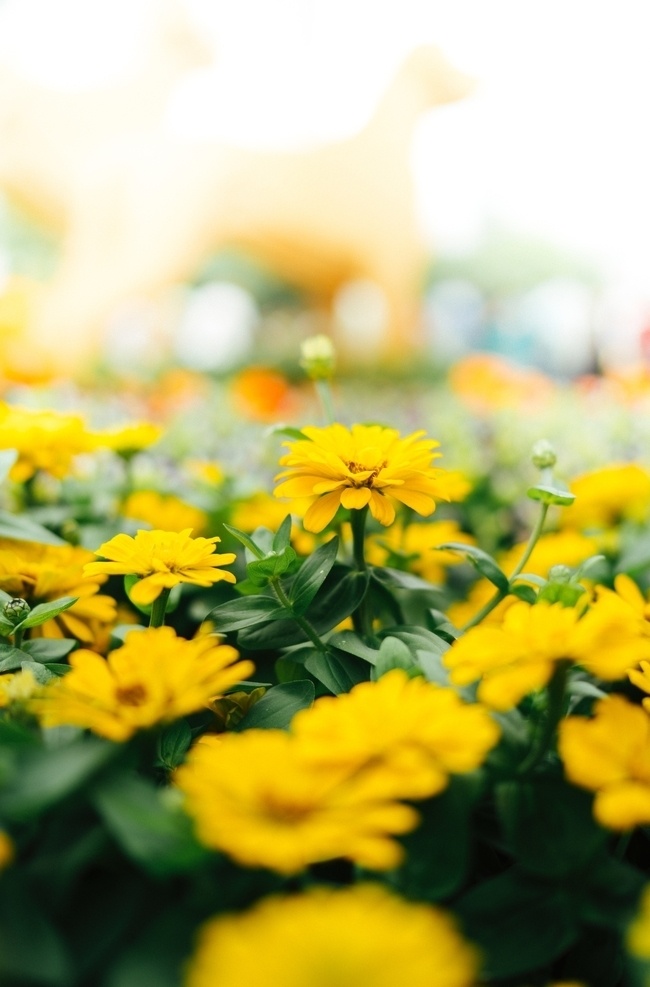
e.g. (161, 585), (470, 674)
(1, 0), (649, 380)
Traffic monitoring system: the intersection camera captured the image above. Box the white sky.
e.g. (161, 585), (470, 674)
(1, 0), (650, 299)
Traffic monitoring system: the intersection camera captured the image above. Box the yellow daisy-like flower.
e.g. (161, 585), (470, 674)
(559, 695), (650, 830)
(186, 884), (479, 987)
(561, 463), (650, 530)
(367, 519), (476, 585)
(122, 490), (208, 536)
(291, 669), (500, 801)
(175, 729), (419, 874)
(447, 579), (517, 629)
(83, 528), (236, 606)
(30, 627), (253, 742)
(0, 403), (95, 482)
(444, 598), (650, 711)
(0, 540), (116, 649)
(274, 423), (454, 533)
(91, 422), (163, 455)
(0, 667), (39, 708)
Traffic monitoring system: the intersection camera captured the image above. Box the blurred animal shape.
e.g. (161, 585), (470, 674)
(0, 40), (472, 370)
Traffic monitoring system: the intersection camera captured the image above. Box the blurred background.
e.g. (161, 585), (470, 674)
(1, 0), (649, 381)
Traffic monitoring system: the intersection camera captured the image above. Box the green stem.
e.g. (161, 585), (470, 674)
(270, 579), (329, 655)
(461, 502), (550, 633)
(12, 627), (24, 649)
(517, 661), (569, 775)
(350, 506), (375, 643)
(314, 379), (336, 425)
(149, 588), (171, 628)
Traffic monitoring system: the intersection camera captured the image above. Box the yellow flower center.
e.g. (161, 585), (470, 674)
(261, 792), (316, 823)
(115, 683), (148, 707)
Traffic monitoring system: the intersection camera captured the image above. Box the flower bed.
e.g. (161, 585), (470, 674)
(2, 346), (650, 985)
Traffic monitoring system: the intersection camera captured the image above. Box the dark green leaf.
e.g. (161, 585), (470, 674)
(328, 630), (380, 664)
(370, 566), (438, 592)
(527, 484), (575, 506)
(373, 636), (418, 678)
(222, 522), (265, 559)
(0, 872), (71, 984)
(305, 648), (369, 694)
(510, 582), (539, 603)
(206, 595), (290, 632)
(435, 542), (510, 592)
(0, 642), (28, 672)
(578, 856), (646, 930)
(235, 680), (315, 730)
(271, 425), (308, 441)
(21, 637), (77, 662)
(0, 508), (65, 545)
(155, 719), (193, 771)
(272, 514), (293, 552)
(22, 660), (57, 684)
(289, 538), (340, 614)
(19, 596), (78, 629)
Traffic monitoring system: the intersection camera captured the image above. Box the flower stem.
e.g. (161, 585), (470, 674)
(461, 501), (550, 633)
(350, 506), (375, 643)
(315, 379), (336, 425)
(517, 660), (569, 775)
(270, 578), (329, 655)
(149, 588), (171, 628)
(12, 627), (24, 649)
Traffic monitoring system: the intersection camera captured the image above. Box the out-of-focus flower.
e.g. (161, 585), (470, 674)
(0, 667), (39, 708)
(367, 519), (475, 584)
(230, 366), (297, 422)
(291, 669), (500, 801)
(300, 333), (336, 380)
(0, 404), (95, 481)
(186, 884), (478, 987)
(561, 464), (650, 530)
(447, 579), (517, 630)
(31, 627), (253, 742)
(275, 423), (455, 532)
(498, 530), (600, 580)
(91, 421), (162, 456)
(175, 728), (419, 873)
(627, 884), (650, 959)
(229, 490), (316, 555)
(559, 695), (650, 829)
(186, 460), (225, 487)
(83, 529), (236, 606)
(122, 490), (208, 535)
(449, 354), (554, 414)
(0, 540), (116, 648)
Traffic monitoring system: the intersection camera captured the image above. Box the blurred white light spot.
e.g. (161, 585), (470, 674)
(333, 280), (389, 356)
(174, 282), (258, 370)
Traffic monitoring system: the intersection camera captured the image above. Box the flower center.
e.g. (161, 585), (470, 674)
(346, 460), (387, 487)
(261, 791), (315, 822)
(115, 683), (148, 706)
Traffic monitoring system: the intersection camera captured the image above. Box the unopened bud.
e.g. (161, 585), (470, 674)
(531, 439), (557, 470)
(2, 598), (30, 625)
(300, 334), (336, 380)
(548, 565), (573, 584)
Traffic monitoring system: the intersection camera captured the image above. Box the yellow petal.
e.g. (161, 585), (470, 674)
(303, 492), (342, 533)
(340, 487), (372, 510)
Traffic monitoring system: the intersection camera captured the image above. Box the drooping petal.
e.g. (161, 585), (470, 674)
(340, 487), (372, 510)
(303, 492), (343, 533)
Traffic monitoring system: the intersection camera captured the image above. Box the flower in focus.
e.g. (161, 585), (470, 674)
(291, 670), (500, 801)
(274, 423), (455, 533)
(0, 404), (95, 481)
(0, 667), (39, 708)
(0, 540), (117, 648)
(561, 464), (650, 530)
(186, 884), (478, 987)
(367, 519), (476, 584)
(91, 421), (162, 456)
(122, 490), (208, 535)
(30, 627), (253, 741)
(175, 728), (419, 873)
(445, 598), (650, 711)
(83, 528), (236, 606)
(559, 695), (650, 829)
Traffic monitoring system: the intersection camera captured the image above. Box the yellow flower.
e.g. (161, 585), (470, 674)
(83, 528), (236, 606)
(627, 884), (650, 959)
(0, 830), (14, 872)
(0, 540), (116, 649)
(91, 421), (163, 455)
(561, 464), (650, 530)
(498, 529), (600, 580)
(186, 884), (478, 987)
(444, 598), (650, 711)
(0, 403), (95, 481)
(122, 490), (208, 536)
(0, 667), (39, 708)
(186, 460), (225, 487)
(30, 627), (253, 742)
(447, 579), (517, 629)
(367, 519), (476, 584)
(274, 423), (455, 533)
(559, 695), (650, 829)
(291, 670), (500, 801)
(175, 729), (419, 874)
(230, 490), (321, 556)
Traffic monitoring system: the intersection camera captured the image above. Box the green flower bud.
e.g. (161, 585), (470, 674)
(531, 439), (557, 470)
(300, 334), (336, 380)
(2, 598), (31, 626)
(547, 564), (573, 584)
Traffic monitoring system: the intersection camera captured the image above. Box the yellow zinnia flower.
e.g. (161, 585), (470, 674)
(175, 729), (419, 874)
(291, 669), (500, 801)
(274, 423), (455, 533)
(186, 884), (478, 987)
(561, 463), (650, 530)
(559, 695), (650, 830)
(0, 403), (95, 481)
(30, 627), (253, 742)
(0, 540), (116, 649)
(83, 528), (236, 606)
(367, 519), (476, 584)
(122, 490), (208, 536)
(91, 421), (162, 455)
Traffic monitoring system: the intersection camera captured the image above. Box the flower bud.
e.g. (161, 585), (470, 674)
(2, 598), (30, 625)
(300, 334), (336, 380)
(548, 564), (573, 584)
(531, 439), (557, 470)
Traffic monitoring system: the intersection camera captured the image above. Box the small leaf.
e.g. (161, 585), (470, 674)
(155, 720), (193, 771)
(21, 638), (76, 662)
(527, 484), (575, 506)
(509, 583), (538, 604)
(373, 636), (418, 678)
(305, 648), (369, 694)
(289, 537), (339, 614)
(19, 596), (78, 629)
(222, 523), (265, 559)
(435, 542), (509, 593)
(247, 546), (299, 585)
(370, 566), (438, 592)
(328, 631), (380, 664)
(235, 680), (315, 730)
(22, 660), (57, 684)
(272, 514), (293, 552)
(0, 643), (28, 673)
(0, 509), (65, 545)
(206, 595), (290, 632)
(270, 425), (308, 441)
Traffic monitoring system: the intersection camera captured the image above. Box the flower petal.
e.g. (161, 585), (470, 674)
(303, 492), (342, 533)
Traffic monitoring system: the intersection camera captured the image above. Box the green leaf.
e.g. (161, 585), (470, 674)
(0, 448), (18, 483)
(370, 566), (438, 592)
(527, 483), (575, 506)
(0, 509), (65, 545)
(305, 648), (369, 694)
(435, 542), (510, 593)
(0, 642), (29, 672)
(92, 773), (208, 876)
(247, 545), (299, 585)
(379, 626), (450, 685)
(21, 637), (76, 662)
(578, 856), (646, 930)
(270, 425), (308, 441)
(289, 538), (339, 614)
(18, 596), (78, 629)
(272, 514), (293, 552)
(22, 660), (57, 684)
(235, 680), (315, 730)
(509, 582), (539, 604)
(455, 870), (579, 979)
(0, 872), (71, 985)
(373, 636), (418, 678)
(327, 630), (380, 664)
(206, 595), (290, 632)
(222, 522), (265, 559)
(155, 719), (193, 771)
